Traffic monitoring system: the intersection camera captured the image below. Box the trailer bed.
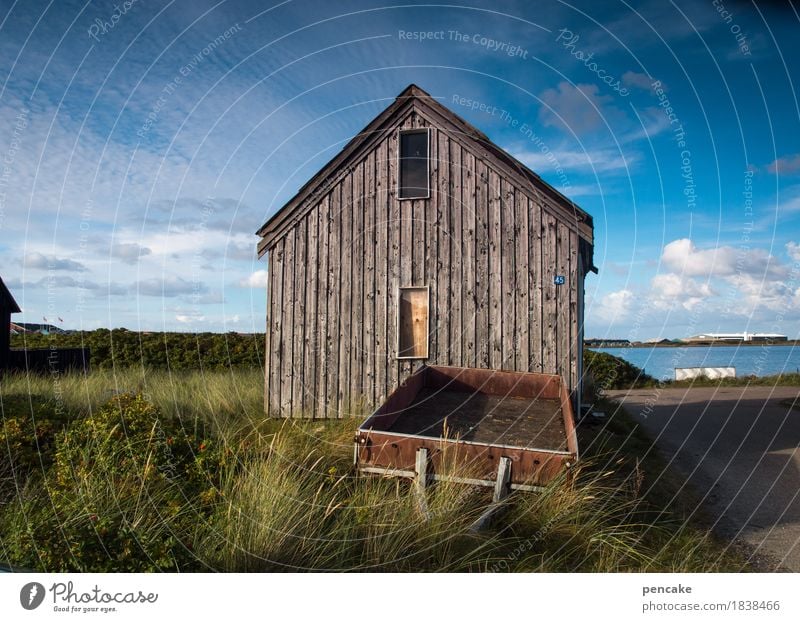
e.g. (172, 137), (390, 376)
(386, 387), (567, 450)
(355, 365), (578, 489)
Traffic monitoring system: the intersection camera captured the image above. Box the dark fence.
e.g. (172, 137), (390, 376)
(7, 347), (90, 374)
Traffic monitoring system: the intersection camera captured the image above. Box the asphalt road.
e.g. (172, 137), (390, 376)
(607, 386), (800, 571)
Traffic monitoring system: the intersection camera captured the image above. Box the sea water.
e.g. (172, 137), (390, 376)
(590, 345), (800, 381)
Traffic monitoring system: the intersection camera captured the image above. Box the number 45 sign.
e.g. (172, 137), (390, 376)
(553, 275), (565, 285)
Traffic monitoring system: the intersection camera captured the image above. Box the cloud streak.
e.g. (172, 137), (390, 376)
(23, 252), (87, 272)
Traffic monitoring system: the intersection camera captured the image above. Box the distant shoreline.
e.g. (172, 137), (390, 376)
(587, 341), (799, 348)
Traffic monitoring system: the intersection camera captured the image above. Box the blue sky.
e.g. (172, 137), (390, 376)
(0, 0), (798, 339)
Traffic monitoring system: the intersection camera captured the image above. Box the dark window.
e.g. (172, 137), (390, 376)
(399, 130), (429, 199)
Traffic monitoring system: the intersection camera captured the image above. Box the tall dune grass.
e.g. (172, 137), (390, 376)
(0, 368), (748, 572)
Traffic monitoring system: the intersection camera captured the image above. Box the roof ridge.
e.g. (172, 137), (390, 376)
(256, 84), (592, 256)
(0, 276), (21, 313)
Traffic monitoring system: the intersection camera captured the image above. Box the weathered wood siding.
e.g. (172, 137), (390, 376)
(0, 310), (10, 370)
(264, 108), (589, 418)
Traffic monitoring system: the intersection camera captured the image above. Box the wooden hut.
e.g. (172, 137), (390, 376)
(1, 276), (21, 371)
(256, 84), (596, 418)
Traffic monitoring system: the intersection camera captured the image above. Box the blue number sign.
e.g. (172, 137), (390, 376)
(553, 275), (565, 285)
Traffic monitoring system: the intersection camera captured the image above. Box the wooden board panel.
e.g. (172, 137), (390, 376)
(326, 184), (342, 417)
(542, 211), (557, 375)
(303, 210), (318, 417)
(556, 221), (569, 380)
(316, 195), (330, 419)
(462, 148), (476, 368)
(529, 196), (543, 373)
(280, 228), (295, 417)
(351, 158), (364, 412)
(515, 189), (530, 371)
(267, 239), (284, 416)
(387, 126), (400, 395)
(292, 216), (308, 415)
(374, 138), (388, 406)
(475, 159), (490, 369)
(447, 137), (462, 366)
(488, 168), (502, 370)
(398, 287), (429, 358)
(263, 254), (272, 414)
(569, 228), (579, 398)
(338, 173), (353, 416)
(428, 126), (441, 367)
(501, 179), (516, 369)
(363, 150), (376, 409)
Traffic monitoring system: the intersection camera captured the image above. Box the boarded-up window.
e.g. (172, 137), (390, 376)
(399, 130), (429, 199)
(397, 286), (429, 359)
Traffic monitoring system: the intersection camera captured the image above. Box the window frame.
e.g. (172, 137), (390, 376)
(397, 128), (430, 200)
(395, 285), (430, 360)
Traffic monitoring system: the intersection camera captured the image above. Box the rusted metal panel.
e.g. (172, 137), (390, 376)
(356, 365), (577, 487)
(359, 364), (426, 431)
(356, 430), (571, 487)
(424, 365), (562, 399)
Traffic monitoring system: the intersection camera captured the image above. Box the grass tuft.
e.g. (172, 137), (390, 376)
(0, 368), (749, 572)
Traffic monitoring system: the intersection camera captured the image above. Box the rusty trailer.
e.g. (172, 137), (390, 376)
(354, 365), (579, 494)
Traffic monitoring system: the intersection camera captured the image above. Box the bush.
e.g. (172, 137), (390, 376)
(1, 393), (228, 571)
(0, 395), (71, 501)
(10, 329), (265, 371)
(583, 349), (655, 393)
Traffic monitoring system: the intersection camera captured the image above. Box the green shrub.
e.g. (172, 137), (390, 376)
(1, 393), (228, 571)
(10, 329), (265, 371)
(0, 395), (71, 500)
(584, 349), (655, 393)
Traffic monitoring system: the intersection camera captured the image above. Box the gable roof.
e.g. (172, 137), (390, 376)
(0, 276), (21, 313)
(256, 84), (594, 258)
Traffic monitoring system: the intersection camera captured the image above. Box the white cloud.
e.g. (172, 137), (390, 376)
(240, 270), (269, 288)
(23, 252), (87, 272)
(176, 313), (206, 324)
(622, 71), (658, 91)
(777, 194), (800, 214)
(555, 183), (603, 197)
(650, 273), (714, 310)
(787, 241), (800, 263)
(623, 106), (672, 142)
(592, 289), (635, 322)
(538, 82), (615, 135)
(647, 238), (798, 318)
(135, 276), (204, 297)
(111, 243), (152, 264)
(661, 238), (785, 279)
(767, 154), (800, 175)
(515, 146), (635, 174)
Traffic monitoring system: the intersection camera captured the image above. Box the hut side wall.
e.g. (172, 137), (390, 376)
(1, 309), (9, 370)
(264, 110), (588, 418)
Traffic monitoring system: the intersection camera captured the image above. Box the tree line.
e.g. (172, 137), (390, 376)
(11, 328), (265, 371)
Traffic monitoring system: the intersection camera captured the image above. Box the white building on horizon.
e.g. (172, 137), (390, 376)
(683, 332), (788, 343)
